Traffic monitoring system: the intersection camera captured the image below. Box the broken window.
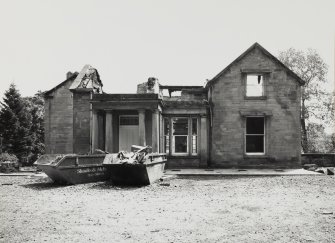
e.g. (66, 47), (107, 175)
(246, 74), (264, 97)
(245, 117), (265, 154)
(172, 118), (189, 154)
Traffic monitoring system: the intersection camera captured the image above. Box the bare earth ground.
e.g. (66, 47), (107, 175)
(0, 175), (334, 243)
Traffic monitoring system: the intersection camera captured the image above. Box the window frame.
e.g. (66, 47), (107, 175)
(245, 116), (265, 155)
(171, 117), (189, 156)
(163, 117), (170, 154)
(191, 118), (198, 156)
(163, 116), (199, 157)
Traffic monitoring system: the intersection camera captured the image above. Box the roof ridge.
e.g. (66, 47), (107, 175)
(43, 72), (78, 96)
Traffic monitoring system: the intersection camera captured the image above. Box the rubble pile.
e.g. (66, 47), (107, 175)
(103, 145), (153, 165)
(303, 164), (334, 175)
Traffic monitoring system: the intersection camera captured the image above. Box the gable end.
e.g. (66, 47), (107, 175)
(206, 43), (305, 88)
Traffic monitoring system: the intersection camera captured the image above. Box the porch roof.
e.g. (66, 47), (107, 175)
(91, 93), (162, 110)
(92, 93), (161, 101)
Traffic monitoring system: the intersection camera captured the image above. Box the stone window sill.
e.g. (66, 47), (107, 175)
(244, 96), (267, 100)
(244, 154), (268, 159)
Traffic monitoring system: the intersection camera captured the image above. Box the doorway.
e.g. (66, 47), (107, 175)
(119, 115), (139, 151)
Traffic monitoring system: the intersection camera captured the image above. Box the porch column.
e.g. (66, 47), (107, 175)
(138, 109), (146, 146)
(152, 109), (160, 152)
(200, 115), (208, 167)
(91, 110), (99, 153)
(105, 110), (113, 153)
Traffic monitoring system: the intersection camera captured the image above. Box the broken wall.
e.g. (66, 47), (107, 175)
(137, 78), (160, 94)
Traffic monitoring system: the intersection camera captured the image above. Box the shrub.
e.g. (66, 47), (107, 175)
(0, 153), (18, 163)
(0, 153), (19, 173)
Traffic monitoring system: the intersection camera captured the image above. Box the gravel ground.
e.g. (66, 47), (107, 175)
(0, 175), (334, 243)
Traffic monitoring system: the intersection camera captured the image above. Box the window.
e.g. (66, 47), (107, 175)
(245, 117), (265, 154)
(246, 74), (264, 97)
(163, 117), (198, 156)
(172, 118), (189, 154)
(191, 118), (198, 155)
(164, 118), (170, 154)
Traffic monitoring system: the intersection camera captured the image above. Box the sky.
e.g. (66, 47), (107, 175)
(0, 0), (334, 98)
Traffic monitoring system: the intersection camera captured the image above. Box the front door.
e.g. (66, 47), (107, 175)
(119, 116), (139, 151)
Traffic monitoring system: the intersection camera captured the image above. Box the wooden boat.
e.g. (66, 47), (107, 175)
(34, 154), (108, 185)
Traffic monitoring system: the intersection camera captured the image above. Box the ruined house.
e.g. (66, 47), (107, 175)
(44, 43), (304, 168)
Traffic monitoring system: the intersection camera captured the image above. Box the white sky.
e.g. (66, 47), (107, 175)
(0, 0), (334, 97)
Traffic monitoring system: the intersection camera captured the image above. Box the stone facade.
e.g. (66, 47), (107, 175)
(207, 44), (302, 168)
(72, 91), (91, 154)
(44, 75), (76, 154)
(44, 65), (103, 155)
(44, 43), (303, 168)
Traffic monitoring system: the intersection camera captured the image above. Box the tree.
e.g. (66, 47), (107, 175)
(0, 83), (33, 162)
(278, 48), (332, 153)
(24, 91), (45, 163)
(306, 123), (330, 153)
(330, 133), (335, 153)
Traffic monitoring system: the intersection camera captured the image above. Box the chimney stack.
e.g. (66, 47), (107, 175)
(66, 71), (73, 79)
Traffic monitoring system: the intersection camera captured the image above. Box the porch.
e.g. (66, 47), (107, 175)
(90, 93), (162, 153)
(89, 92), (210, 168)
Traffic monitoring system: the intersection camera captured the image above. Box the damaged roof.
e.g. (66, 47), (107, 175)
(69, 64), (103, 90)
(205, 42), (305, 88)
(44, 64), (103, 97)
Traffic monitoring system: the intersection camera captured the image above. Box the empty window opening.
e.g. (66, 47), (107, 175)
(161, 89), (170, 97)
(170, 91), (182, 97)
(246, 75), (264, 96)
(245, 117), (265, 154)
